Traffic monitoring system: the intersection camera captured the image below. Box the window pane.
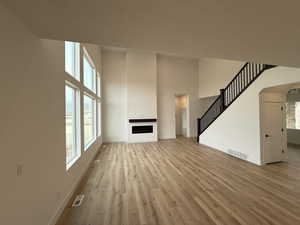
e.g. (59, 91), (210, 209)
(296, 102), (300, 129)
(84, 56), (95, 92)
(84, 95), (95, 147)
(97, 102), (101, 136)
(65, 41), (79, 79)
(65, 85), (77, 164)
(65, 42), (74, 75)
(97, 74), (101, 97)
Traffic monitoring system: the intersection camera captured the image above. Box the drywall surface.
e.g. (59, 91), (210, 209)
(200, 66), (300, 165)
(126, 51), (158, 142)
(157, 55), (199, 139)
(198, 58), (244, 98)
(0, 5), (102, 225)
(102, 50), (158, 142)
(102, 51), (200, 141)
(126, 51), (157, 119)
(199, 96), (218, 118)
(102, 50), (127, 142)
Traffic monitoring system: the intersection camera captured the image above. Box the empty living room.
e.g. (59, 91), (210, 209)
(2, 1), (300, 225)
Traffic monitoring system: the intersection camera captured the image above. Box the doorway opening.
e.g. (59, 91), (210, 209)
(175, 95), (188, 138)
(260, 83), (300, 165)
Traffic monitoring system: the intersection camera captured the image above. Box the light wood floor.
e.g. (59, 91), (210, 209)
(57, 138), (300, 225)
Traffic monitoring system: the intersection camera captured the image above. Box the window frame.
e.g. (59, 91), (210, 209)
(64, 43), (102, 170)
(83, 93), (97, 150)
(97, 72), (101, 97)
(97, 100), (101, 137)
(65, 82), (81, 170)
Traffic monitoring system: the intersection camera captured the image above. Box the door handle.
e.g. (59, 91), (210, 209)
(265, 134), (271, 138)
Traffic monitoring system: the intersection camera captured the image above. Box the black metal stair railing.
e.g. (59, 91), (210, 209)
(197, 62), (276, 142)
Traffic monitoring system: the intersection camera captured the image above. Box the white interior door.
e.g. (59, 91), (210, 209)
(263, 102), (287, 163)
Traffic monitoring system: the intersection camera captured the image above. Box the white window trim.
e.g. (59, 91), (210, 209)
(97, 72), (101, 97)
(66, 154), (81, 171)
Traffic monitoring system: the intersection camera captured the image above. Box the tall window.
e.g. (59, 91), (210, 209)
(287, 101), (300, 129)
(65, 41), (80, 79)
(65, 41), (80, 170)
(65, 85), (80, 167)
(65, 43), (101, 168)
(83, 51), (96, 92)
(84, 95), (96, 148)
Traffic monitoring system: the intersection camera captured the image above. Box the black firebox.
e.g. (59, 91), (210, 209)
(132, 125), (153, 134)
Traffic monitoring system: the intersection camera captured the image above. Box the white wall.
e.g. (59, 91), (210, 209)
(126, 51), (158, 142)
(198, 58), (244, 98)
(102, 50), (127, 142)
(200, 66), (300, 165)
(0, 5), (102, 225)
(102, 51), (200, 141)
(157, 55), (199, 139)
(126, 52), (157, 119)
(199, 96), (218, 118)
(102, 50), (158, 143)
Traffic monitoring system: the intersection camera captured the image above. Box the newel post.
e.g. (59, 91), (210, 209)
(197, 118), (200, 143)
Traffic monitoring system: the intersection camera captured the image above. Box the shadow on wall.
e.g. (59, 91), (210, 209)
(199, 95), (218, 118)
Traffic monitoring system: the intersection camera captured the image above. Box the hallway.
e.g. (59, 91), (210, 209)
(57, 138), (300, 225)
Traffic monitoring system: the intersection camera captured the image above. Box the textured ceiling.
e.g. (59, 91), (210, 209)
(2, 0), (300, 67)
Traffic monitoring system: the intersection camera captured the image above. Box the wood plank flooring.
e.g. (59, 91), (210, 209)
(57, 138), (300, 225)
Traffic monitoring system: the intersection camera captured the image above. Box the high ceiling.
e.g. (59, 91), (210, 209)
(2, 0), (300, 67)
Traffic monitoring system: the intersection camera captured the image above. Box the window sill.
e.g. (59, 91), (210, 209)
(66, 154), (81, 171)
(84, 137), (97, 151)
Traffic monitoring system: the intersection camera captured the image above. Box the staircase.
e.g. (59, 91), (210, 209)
(197, 62), (276, 142)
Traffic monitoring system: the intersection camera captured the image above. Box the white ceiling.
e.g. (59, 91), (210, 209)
(2, 0), (300, 67)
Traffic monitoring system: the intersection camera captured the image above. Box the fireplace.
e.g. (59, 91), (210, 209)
(128, 118), (158, 143)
